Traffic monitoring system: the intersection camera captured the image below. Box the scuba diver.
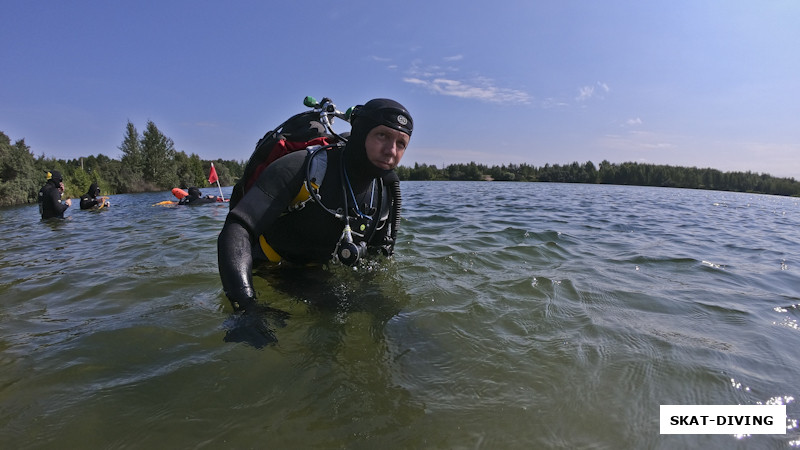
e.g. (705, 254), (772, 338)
(79, 182), (109, 209)
(217, 98), (412, 318)
(38, 170), (71, 220)
(178, 187), (219, 205)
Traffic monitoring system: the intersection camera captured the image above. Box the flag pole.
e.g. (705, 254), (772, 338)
(210, 163), (225, 201)
(216, 178), (224, 201)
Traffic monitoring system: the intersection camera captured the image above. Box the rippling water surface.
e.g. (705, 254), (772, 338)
(1, 182), (799, 449)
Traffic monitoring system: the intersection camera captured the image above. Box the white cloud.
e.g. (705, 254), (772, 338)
(576, 85), (595, 101)
(402, 58), (531, 104)
(407, 59), (449, 79)
(625, 117), (643, 126)
(404, 77), (531, 104)
(576, 81), (610, 101)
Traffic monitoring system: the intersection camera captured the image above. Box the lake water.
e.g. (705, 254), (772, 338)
(1, 181), (799, 449)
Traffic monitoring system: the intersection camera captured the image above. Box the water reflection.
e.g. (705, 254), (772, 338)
(223, 260), (404, 349)
(219, 260), (427, 446)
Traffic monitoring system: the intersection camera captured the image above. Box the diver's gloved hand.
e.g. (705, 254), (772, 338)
(223, 294), (290, 349)
(224, 309), (276, 349)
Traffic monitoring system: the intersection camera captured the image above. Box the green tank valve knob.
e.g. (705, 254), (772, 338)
(344, 106), (354, 121)
(303, 96), (318, 108)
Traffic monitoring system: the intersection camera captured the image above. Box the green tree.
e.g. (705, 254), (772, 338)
(583, 161), (598, 183)
(118, 121), (146, 192)
(0, 132), (39, 206)
(447, 164), (464, 180)
(460, 162), (483, 181)
(409, 163), (440, 180)
(395, 165), (410, 180)
(119, 121), (143, 177)
(175, 151), (206, 187)
(140, 120), (178, 189)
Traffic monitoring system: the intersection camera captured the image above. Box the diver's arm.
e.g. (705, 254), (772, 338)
(217, 152), (307, 310)
(50, 189), (69, 214)
(79, 197), (97, 209)
(217, 217), (257, 310)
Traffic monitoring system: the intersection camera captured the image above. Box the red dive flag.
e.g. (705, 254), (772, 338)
(208, 163), (219, 184)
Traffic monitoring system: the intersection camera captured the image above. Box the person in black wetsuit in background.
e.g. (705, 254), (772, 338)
(38, 170), (71, 220)
(217, 98), (412, 322)
(179, 187), (218, 205)
(79, 182), (109, 209)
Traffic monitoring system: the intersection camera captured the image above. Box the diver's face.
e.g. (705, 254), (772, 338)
(364, 125), (409, 170)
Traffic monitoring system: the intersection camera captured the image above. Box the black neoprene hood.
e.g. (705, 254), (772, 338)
(351, 98), (413, 136)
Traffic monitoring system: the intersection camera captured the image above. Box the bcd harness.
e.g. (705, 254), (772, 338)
(255, 142), (399, 265)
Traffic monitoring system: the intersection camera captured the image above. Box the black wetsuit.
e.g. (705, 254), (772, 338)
(179, 195), (218, 205)
(38, 181), (69, 219)
(79, 183), (102, 209)
(179, 187), (218, 205)
(217, 147), (397, 310)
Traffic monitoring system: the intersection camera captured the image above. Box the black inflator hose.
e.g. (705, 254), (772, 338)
(386, 180), (401, 255)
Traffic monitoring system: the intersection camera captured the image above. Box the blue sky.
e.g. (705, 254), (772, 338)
(2, 1), (799, 178)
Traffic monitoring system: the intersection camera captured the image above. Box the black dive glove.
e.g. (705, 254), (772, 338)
(223, 292), (290, 349)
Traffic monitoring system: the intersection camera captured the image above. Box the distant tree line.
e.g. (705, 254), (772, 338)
(0, 123), (245, 207)
(5, 126), (800, 208)
(395, 160), (800, 197)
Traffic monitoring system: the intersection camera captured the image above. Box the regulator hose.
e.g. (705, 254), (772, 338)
(384, 179), (402, 256)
